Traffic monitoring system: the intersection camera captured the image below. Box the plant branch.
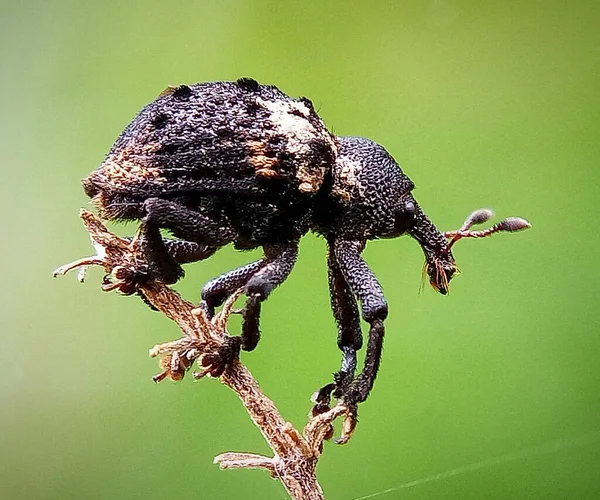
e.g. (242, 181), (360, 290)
(53, 209), (351, 500)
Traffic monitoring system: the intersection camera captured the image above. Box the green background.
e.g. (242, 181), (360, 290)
(2, 1), (599, 498)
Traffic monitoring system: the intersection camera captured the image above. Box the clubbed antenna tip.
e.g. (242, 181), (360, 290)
(497, 217), (532, 232)
(444, 208), (531, 250)
(465, 208), (494, 227)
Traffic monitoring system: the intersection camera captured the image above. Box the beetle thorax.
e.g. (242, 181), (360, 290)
(312, 136), (416, 240)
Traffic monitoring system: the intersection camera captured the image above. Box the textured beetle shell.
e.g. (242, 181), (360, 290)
(314, 137), (416, 240)
(83, 79), (338, 203)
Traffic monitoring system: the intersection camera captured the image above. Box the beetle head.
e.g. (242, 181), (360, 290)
(326, 137), (458, 294)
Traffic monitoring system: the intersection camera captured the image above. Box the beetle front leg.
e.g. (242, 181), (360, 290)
(330, 239), (388, 433)
(312, 243), (363, 416)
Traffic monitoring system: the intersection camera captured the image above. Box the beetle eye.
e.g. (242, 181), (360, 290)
(404, 200), (416, 216)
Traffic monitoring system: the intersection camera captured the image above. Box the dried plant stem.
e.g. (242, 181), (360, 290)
(54, 210), (350, 500)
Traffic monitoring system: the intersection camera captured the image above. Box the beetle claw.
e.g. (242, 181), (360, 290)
(311, 382), (336, 416)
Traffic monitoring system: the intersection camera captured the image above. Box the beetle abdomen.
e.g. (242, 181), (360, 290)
(83, 79), (337, 219)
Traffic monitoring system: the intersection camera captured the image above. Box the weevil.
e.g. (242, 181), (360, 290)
(82, 78), (529, 428)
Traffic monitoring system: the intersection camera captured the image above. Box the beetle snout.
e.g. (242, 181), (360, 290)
(425, 254), (457, 295)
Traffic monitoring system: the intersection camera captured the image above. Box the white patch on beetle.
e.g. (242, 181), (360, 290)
(256, 97), (314, 149)
(256, 97), (335, 193)
(331, 156), (364, 202)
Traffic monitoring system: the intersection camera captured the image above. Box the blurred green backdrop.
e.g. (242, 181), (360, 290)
(2, 1), (599, 498)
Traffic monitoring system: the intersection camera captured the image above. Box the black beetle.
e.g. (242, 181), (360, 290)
(82, 78), (484, 424)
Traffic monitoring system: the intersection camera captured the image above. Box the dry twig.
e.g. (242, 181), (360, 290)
(53, 209), (352, 500)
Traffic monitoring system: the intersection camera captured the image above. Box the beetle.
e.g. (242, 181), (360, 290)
(82, 77), (464, 418)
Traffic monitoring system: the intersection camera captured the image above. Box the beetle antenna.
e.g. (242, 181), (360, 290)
(444, 208), (531, 250)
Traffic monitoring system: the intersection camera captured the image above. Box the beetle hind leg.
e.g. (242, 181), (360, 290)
(105, 197), (231, 300)
(134, 196), (235, 283)
(163, 239), (218, 265)
(136, 217), (184, 284)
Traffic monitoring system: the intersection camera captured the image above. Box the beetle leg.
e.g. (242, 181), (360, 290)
(163, 239), (218, 264)
(328, 242), (363, 376)
(312, 245), (363, 424)
(142, 197), (236, 246)
(312, 243), (363, 416)
(124, 236), (217, 265)
(200, 259), (268, 318)
(136, 232), (220, 284)
(331, 238), (388, 406)
(241, 242), (299, 352)
(199, 336), (243, 378)
(137, 197), (235, 283)
(134, 217), (184, 284)
(196, 243), (298, 376)
(117, 237), (218, 310)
